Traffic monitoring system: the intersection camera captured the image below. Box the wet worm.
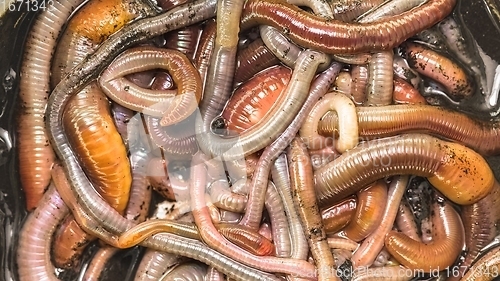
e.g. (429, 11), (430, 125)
(190, 153), (317, 278)
(351, 176), (409, 268)
(16, 185), (68, 281)
(111, 103), (135, 148)
(351, 266), (412, 281)
(258, 25), (302, 69)
(17, 0), (85, 211)
(327, 237), (358, 251)
(321, 197), (357, 234)
(300, 91), (359, 152)
(356, 0), (428, 23)
(399, 41), (474, 100)
(145, 115), (198, 157)
(160, 262), (207, 280)
(81, 246), (119, 281)
(288, 138), (339, 281)
(210, 180), (247, 213)
(215, 223), (276, 256)
(265, 181), (292, 257)
(343, 180), (388, 242)
(392, 76), (427, 105)
(351, 65), (369, 105)
(460, 246), (500, 281)
(314, 133), (494, 207)
(196, 50), (329, 160)
(164, 23), (203, 61)
(393, 55), (422, 89)
(98, 46), (202, 126)
(240, 0), (456, 54)
(125, 149), (153, 222)
(334, 71), (352, 96)
(134, 249), (181, 281)
(193, 18), (217, 91)
(310, 146), (340, 171)
(63, 83), (132, 214)
(366, 51), (394, 106)
(329, 0), (385, 22)
(395, 199), (421, 242)
(317, 104), (500, 156)
(220, 66), (292, 134)
(287, 0), (333, 19)
(385, 194), (465, 272)
(206, 266), (225, 281)
(238, 62), (340, 230)
(157, 0), (189, 10)
(233, 38), (281, 86)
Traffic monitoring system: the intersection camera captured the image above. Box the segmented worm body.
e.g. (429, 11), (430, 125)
(233, 38), (281, 85)
(461, 246), (500, 281)
(321, 197), (357, 234)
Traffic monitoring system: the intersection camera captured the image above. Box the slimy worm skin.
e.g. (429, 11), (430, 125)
(461, 246), (500, 281)
(321, 197), (357, 234)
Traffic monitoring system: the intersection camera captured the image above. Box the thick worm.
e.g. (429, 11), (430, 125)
(98, 47), (202, 126)
(460, 246), (500, 281)
(351, 65), (369, 105)
(392, 77), (427, 105)
(321, 197), (357, 234)
(240, 0), (456, 54)
(329, 0), (385, 22)
(314, 134), (494, 206)
(164, 23), (203, 60)
(215, 223), (276, 256)
(366, 51), (394, 106)
(210, 180), (247, 213)
(160, 262), (207, 280)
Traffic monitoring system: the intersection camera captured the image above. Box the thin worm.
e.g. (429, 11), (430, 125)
(351, 176), (409, 268)
(98, 47), (202, 126)
(366, 51), (394, 106)
(287, 0), (334, 19)
(264, 181), (292, 257)
(385, 194), (465, 272)
(81, 246), (119, 281)
(215, 223), (276, 256)
(334, 71), (352, 96)
(193, 18), (217, 92)
(321, 197), (357, 234)
(196, 50), (329, 160)
(16, 185), (68, 281)
(300, 91), (359, 152)
(238, 62), (340, 230)
(327, 237), (358, 251)
(392, 55), (422, 89)
(399, 41), (474, 100)
(460, 246), (500, 281)
(259, 25), (302, 68)
(350, 65), (369, 105)
(314, 134), (494, 207)
(111, 103), (135, 148)
(206, 266), (226, 281)
(288, 138), (339, 281)
(17, 0), (86, 211)
(317, 104), (500, 156)
(333, 53), (372, 65)
(240, 0), (456, 54)
(329, 0), (385, 22)
(165, 23), (203, 60)
(395, 199), (421, 242)
(160, 262), (207, 280)
(343, 180), (388, 242)
(351, 266), (412, 281)
(372, 248), (392, 267)
(210, 180), (247, 213)
(233, 38), (281, 86)
(145, 115), (198, 157)
(392, 77), (427, 105)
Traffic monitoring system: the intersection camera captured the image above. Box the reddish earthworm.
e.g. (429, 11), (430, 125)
(317, 104), (500, 156)
(395, 199), (421, 242)
(264, 181), (292, 257)
(17, 0), (86, 211)
(329, 0), (385, 22)
(321, 197), (357, 234)
(314, 133), (494, 207)
(210, 180), (247, 213)
(385, 194), (465, 272)
(238, 61), (340, 230)
(350, 65), (369, 105)
(190, 153), (318, 278)
(196, 50), (330, 160)
(193, 18), (217, 91)
(399, 41), (475, 100)
(300, 91), (359, 152)
(98, 47), (202, 126)
(343, 180), (388, 242)
(165, 23), (203, 60)
(220, 66), (292, 134)
(233, 38), (281, 86)
(111, 103), (135, 147)
(351, 266), (413, 281)
(145, 115), (198, 157)
(160, 262), (207, 280)
(351, 176), (409, 268)
(366, 51), (394, 106)
(225, 153), (260, 181)
(63, 83), (132, 214)
(460, 246), (500, 281)
(288, 138), (339, 281)
(215, 223), (276, 256)
(240, 0), (456, 54)
(392, 55), (422, 89)
(16, 185), (68, 281)
(392, 77), (427, 105)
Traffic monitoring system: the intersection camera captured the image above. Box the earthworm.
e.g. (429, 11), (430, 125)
(238, 61), (340, 230)
(98, 47), (202, 126)
(210, 180), (247, 213)
(190, 153), (317, 278)
(321, 197), (357, 234)
(271, 154), (310, 260)
(327, 237), (358, 251)
(329, 0), (385, 22)
(399, 41), (474, 100)
(16, 185), (68, 281)
(351, 176), (409, 268)
(240, 0), (456, 54)
(287, 0), (334, 19)
(372, 248), (392, 267)
(392, 55), (422, 89)
(145, 115), (198, 157)
(366, 51), (394, 106)
(215, 223), (275, 256)
(17, 0), (85, 211)
(63, 83), (131, 214)
(356, 0), (427, 23)
(150, 71), (175, 91)
(134, 249), (181, 281)
(332, 53), (372, 65)
(460, 246), (500, 281)
(334, 71), (352, 96)
(220, 66), (292, 134)
(206, 266), (225, 281)
(81, 246), (119, 281)
(264, 181), (292, 257)
(258, 25), (302, 69)
(392, 77), (427, 105)
(288, 138), (339, 281)
(343, 180), (388, 242)
(157, 0), (189, 10)
(111, 103), (135, 148)
(196, 50), (329, 160)
(165, 23), (203, 60)
(225, 153), (260, 181)
(351, 266), (412, 281)
(193, 18), (217, 91)
(395, 199), (421, 242)
(317, 104), (500, 156)
(160, 262), (207, 280)
(146, 158), (176, 201)
(233, 38), (281, 85)
(125, 149), (153, 222)
(300, 91), (359, 152)
(350, 65), (369, 105)
(385, 194), (465, 272)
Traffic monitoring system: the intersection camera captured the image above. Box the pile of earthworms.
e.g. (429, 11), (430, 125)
(13, 0), (500, 280)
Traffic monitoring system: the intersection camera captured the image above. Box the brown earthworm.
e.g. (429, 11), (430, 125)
(233, 38), (281, 86)
(17, 0), (86, 211)
(329, 0), (385, 22)
(317, 104), (500, 156)
(258, 25), (302, 69)
(351, 176), (409, 268)
(16, 185), (68, 281)
(157, 0), (189, 10)
(165, 23), (203, 61)
(366, 51), (394, 106)
(321, 197), (357, 234)
(343, 180), (388, 242)
(385, 194), (465, 272)
(240, 0), (456, 54)
(460, 246), (500, 281)
(193, 18), (217, 91)
(310, 145), (340, 171)
(314, 134), (494, 207)
(392, 77), (427, 105)
(98, 47), (202, 126)
(350, 65), (369, 105)
(392, 55), (422, 89)
(288, 138), (339, 281)
(215, 223), (276, 256)
(399, 41), (475, 100)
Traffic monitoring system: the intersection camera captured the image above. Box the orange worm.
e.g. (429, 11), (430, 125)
(215, 223), (276, 256)
(321, 197), (357, 234)
(392, 76), (427, 105)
